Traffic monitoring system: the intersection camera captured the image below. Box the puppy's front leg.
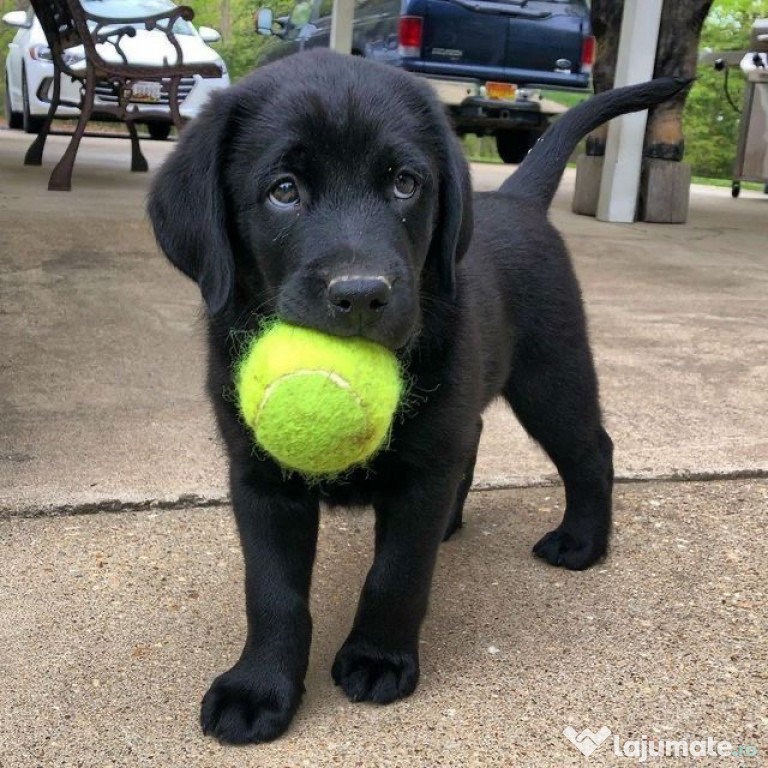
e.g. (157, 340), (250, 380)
(201, 474), (319, 745)
(332, 468), (461, 704)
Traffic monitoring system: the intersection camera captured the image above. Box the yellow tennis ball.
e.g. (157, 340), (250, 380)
(235, 322), (403, 477)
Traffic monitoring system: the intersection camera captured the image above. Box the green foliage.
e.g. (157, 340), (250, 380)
(461, 134), (501, 162)
(684, 0), (768, 178)
(0, 1), (23, 108)
(186, 0), (260, 78)
(188, 0), (295, 80)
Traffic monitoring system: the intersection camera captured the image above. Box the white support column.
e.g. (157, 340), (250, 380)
(330, 0), (355, 54)
(596, 0), (663, 223)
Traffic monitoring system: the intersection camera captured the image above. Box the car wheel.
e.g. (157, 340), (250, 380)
(5, 74), (23, 129)
(495, 129), (541, 165)
(147, 122), (172, 141)
(22, 67), (45, 134)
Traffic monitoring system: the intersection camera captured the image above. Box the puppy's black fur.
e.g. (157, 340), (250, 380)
(148, 51), (689, 745)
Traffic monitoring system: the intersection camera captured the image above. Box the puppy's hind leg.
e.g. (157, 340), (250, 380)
(443, 417), (483, 542)
(503, 344), (613, 570)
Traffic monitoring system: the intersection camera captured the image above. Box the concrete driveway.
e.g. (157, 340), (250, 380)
(0, 129), (766, 767)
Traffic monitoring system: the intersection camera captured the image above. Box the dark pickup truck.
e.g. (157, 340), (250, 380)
(257, 0), (593, 163)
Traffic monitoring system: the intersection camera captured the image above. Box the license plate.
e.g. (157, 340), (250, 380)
(131, 81), (162, 103)
(486, 81), (517, 101)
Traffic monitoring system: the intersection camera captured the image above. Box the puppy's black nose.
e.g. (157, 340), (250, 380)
(327, 277), (391, 323)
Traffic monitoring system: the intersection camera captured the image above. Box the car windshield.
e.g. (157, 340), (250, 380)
(80, 0), (196, 35)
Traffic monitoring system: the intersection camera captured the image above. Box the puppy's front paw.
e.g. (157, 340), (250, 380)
(332, 637), (419, 704)
(533, 524), (608, 570)
(201, 662), (302, 745)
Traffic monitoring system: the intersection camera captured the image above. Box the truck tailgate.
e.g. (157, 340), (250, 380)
(504, 6), (584, 73)
(420, 0), (589, 87)
(423, 0), (508, 71)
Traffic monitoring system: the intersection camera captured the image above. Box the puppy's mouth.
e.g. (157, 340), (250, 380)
(275, 312), (417, 352)
(275, 276), (419, 351)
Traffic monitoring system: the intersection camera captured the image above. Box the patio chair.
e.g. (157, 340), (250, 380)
(24, 0), (223, 191)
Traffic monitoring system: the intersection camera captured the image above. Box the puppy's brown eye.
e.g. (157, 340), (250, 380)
(268, 178), (300, 208)
(394, 172), (418, 200)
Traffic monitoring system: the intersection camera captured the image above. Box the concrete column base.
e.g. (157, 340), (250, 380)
(572, 154), (691, 223)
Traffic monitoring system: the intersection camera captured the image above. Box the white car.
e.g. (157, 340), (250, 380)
(3, 0), (230, 138)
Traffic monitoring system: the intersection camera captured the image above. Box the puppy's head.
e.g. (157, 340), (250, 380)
(148, 50), (472, 349)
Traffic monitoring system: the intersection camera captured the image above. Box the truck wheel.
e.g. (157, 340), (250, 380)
(496, 129), (540, 164)
(147, 122), (172, 141)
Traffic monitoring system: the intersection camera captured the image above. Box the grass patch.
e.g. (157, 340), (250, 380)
(540, 89), (590, 109)
(466, 155), (504, 165)
(691, 175), (764, 191)
(462, 134), (501, 162)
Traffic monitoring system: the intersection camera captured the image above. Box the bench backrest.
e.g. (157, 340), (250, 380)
(29, 0), (88, 59)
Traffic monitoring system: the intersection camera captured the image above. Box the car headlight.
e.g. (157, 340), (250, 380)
(28, 44), (85, 67)
(29, 44), (54, 61)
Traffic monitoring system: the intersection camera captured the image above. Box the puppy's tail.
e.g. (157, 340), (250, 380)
(499, 77), (693, 208)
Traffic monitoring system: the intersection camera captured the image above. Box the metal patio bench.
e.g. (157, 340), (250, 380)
(24, 0), (223, 191)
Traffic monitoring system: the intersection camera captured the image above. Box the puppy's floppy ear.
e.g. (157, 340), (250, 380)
(147, 89), (236, 316)
(429, 127), (474, 297)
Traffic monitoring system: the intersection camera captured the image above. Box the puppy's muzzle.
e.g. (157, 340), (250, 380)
(327, 276), (392, 328)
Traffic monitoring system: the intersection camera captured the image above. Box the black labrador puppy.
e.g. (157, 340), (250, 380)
(148, 50), (688, 744)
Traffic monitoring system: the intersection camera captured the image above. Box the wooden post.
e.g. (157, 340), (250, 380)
(639, 158), (692, 223)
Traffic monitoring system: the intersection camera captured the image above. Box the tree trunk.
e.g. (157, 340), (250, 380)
(220, 0), (231, 41)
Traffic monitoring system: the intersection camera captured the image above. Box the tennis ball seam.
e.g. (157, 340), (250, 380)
(255, 370), (381, 465)
(257, 370), (356, 411)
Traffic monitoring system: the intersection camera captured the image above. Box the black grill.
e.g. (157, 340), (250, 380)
(93, 77), (195, 105)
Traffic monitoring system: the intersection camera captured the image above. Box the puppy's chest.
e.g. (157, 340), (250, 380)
(318, 479), (375, 510)
(315, 457), (404, 509)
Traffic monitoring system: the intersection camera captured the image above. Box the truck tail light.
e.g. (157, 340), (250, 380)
(581, 35), (596, 75)
(398, 16), (423, 58)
